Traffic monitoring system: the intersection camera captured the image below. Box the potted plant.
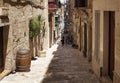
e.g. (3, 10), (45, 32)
(29, 15), (46, 59)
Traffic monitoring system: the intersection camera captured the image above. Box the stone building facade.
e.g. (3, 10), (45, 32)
(67, 0), (92, 62)
(92, 0), (120, 83)
(0, 0), (49, 79)
(48, 0), (61, 47)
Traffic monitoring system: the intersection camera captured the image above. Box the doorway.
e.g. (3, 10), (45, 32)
(0, 27), (3, 72)
(49, 13), (53, 48)
(83, 23), (87, 57)
(108, 11), (115, 80)
(79, 18), (82, 51)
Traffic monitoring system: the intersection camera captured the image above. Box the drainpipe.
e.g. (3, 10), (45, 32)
(0, 69), (11, 80)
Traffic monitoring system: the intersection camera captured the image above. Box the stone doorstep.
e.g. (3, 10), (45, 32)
(38, 50), (46, 57)
(0, 70), (11, 81)
(101, 76), (113, 83)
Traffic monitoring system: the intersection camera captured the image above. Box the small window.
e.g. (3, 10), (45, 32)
(75, 0), (87, 8)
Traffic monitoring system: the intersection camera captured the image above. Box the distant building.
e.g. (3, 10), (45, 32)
(48, 0), (64, 47)
(67, 0), (92, 61)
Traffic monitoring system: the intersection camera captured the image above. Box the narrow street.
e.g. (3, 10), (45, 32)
(0, 40), (100, 83)
(1, 0), (120, 83)
(42, 42), (100, 83)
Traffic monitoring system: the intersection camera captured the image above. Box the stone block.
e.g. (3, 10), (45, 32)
(38, 50), (46, 57)
(113, 71), (120, 83)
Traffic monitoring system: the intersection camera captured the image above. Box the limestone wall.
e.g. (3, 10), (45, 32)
(42, 0), (49, 50)
(3, 0), (49, 71)
(114, 9), (120, 83)
(93, 0), (120, 11)
(93, 0), (120, 82)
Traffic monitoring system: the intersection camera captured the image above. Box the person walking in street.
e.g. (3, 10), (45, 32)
(61, 36), (64, 46)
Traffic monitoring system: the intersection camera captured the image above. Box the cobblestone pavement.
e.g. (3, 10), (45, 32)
(42, 43), (100, 83)
(0, 41), (100, 83)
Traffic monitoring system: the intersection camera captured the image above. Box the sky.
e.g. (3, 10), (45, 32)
(60, 0), (66, 4)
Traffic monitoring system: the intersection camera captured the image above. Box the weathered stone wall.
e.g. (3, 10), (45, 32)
(114, 9), (120, 83)
(3, 0), (49, 71)
(7, 5), (33, 70)
(93, 0), (120, 11)
(73, 0), (93, 62)
(42, 0), (49, 50)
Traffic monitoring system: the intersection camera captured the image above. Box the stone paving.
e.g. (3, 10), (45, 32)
(0, 41), (100, 83)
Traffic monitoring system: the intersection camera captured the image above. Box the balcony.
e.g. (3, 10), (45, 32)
(49, 2), (57, 8)
(0, 7), (9, 16)
(10, 0), (45, 9)
(49, 2), (57, 11)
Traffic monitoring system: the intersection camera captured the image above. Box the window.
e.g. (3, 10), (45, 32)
(75, 0), (87, 8)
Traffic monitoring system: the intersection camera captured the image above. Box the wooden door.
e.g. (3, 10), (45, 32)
(79, 18), (82, 51)
(49, 13), (53, 48)
(49, 22), (52, 47)
(83, 23), (87, 57)
(108, 12), (115, 80)
(0, 27), (3, 72)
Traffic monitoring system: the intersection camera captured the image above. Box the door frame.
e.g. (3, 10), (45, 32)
(108, 11), (115, 80)
(103, 11), (115, 80)
(0, 27), (4, 72)
(83, 23), (87, 57)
